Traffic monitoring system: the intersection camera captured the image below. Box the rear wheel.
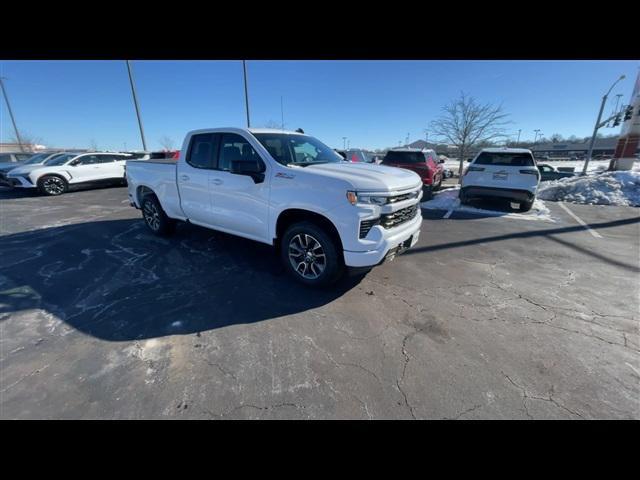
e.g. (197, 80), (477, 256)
(518, 199), (534, 212)
(38, 175), (68, 196)
(141, 194), (175, 236)
(280, 221), (343, 287)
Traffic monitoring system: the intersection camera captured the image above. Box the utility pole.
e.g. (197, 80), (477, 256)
(583, 74), (626, 175)
(125, 61), (148, 151)
(242, 60), (251, 128)
(280, 96), (284, 131)
(0, 76), (25, 152)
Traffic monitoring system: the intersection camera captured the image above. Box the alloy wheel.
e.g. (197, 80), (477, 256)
(288, 233), (326, 280)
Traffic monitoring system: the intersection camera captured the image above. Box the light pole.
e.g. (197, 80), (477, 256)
(125, 61), (148, 151)
(533, 129), (541, 143)
(0, 76), (25, 152)
(280, 96), (284, 131)
(342, 137), (347, 150)
(242, 60), (251, 128)
(516, 129), (521, 143)
(582, 74), (626, 175)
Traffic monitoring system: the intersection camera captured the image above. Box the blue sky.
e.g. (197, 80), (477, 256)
(1, 60), (638, 151)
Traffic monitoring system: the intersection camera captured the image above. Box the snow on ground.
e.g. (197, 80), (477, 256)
(537, 170), (640, 207)
(421, 186), (555, 221)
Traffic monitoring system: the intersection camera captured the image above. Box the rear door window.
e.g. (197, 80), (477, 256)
(187, 133), (219, 169)
(474, 152), (535, 167)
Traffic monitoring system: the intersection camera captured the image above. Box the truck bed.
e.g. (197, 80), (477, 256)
(126, 159), (185, 220)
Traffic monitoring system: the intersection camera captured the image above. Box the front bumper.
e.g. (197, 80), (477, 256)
(6, 176), (35, 188)
(343, 211), (421, 267)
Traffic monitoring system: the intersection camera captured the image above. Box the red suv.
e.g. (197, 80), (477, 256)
(381, 149), (443, 199)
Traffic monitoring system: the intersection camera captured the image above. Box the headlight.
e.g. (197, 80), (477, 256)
(359, 195), (387, 205)
(346, 191), (387, 205)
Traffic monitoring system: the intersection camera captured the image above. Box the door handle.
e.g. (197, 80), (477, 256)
(180, 175), (190, 181)
(211, 178), (223, 185)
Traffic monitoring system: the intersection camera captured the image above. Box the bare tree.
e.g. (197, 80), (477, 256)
(89, 139), (99, 151)
(429, 92), (511, 182)
(158, 135), (175, 151)
(10, 131), (43, 152)
(549, 133), (564, 143)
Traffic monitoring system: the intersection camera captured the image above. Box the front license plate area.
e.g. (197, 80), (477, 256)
(386, 236), (413, 261)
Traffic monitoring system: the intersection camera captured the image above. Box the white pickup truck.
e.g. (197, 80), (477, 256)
(126, 128), (423, 286)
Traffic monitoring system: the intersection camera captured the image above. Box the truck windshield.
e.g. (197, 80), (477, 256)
(253, 133), (343, 166)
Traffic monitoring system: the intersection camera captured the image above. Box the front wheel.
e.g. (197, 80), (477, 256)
(38, 175), (68, 196)
(280, 221), (344, 287)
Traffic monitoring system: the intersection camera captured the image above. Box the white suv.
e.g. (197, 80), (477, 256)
(460, 148), (540, 212)
(7, 152), (131, 196)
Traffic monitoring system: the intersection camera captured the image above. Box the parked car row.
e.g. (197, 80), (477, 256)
(0, 149), (180, 195)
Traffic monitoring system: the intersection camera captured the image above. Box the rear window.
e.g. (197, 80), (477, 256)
(474, 152), (534, 167)
(383, 151), (426, 164)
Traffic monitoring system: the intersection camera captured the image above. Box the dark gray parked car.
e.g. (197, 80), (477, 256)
(537, 163), (576, 182)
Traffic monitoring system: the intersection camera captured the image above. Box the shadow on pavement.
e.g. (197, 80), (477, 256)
(405, 216), (640, 273)
(0, 219), (363, 341)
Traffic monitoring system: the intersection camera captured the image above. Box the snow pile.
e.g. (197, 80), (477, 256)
(422, 186), (554, 221)
(537, 170), (640, 207)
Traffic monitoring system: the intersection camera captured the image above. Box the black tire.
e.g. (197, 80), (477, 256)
(38, 175), (68, 196)
(518, 200), (534, 212)
(459, 189), (468, 205)
(422, 185), (433, 201)
(280, 221), (344, 287)
(141, 194), (175, 236)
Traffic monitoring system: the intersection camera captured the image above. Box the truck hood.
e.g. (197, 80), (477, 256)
(302, 162), (422, 192)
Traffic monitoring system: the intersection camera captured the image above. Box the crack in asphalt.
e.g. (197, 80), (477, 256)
(502, 372), (584, 419)
(396, 331), (417, 420)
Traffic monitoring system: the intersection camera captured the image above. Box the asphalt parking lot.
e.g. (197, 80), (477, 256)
(1, 184), (638, 419)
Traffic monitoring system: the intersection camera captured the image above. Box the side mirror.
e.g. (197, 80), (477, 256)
(231, 160), (265, 183)
(466, 158), (473, 162)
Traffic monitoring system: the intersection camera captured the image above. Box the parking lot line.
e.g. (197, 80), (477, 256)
(558, 202), (603, 239)
(443, 208), (454, 219)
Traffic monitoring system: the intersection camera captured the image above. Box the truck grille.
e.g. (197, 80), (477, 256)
(380, 204), (419, 229)
(387, 190), (419, 204)
(359, 204), (420, 238)
(359, 218), (380, 238)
